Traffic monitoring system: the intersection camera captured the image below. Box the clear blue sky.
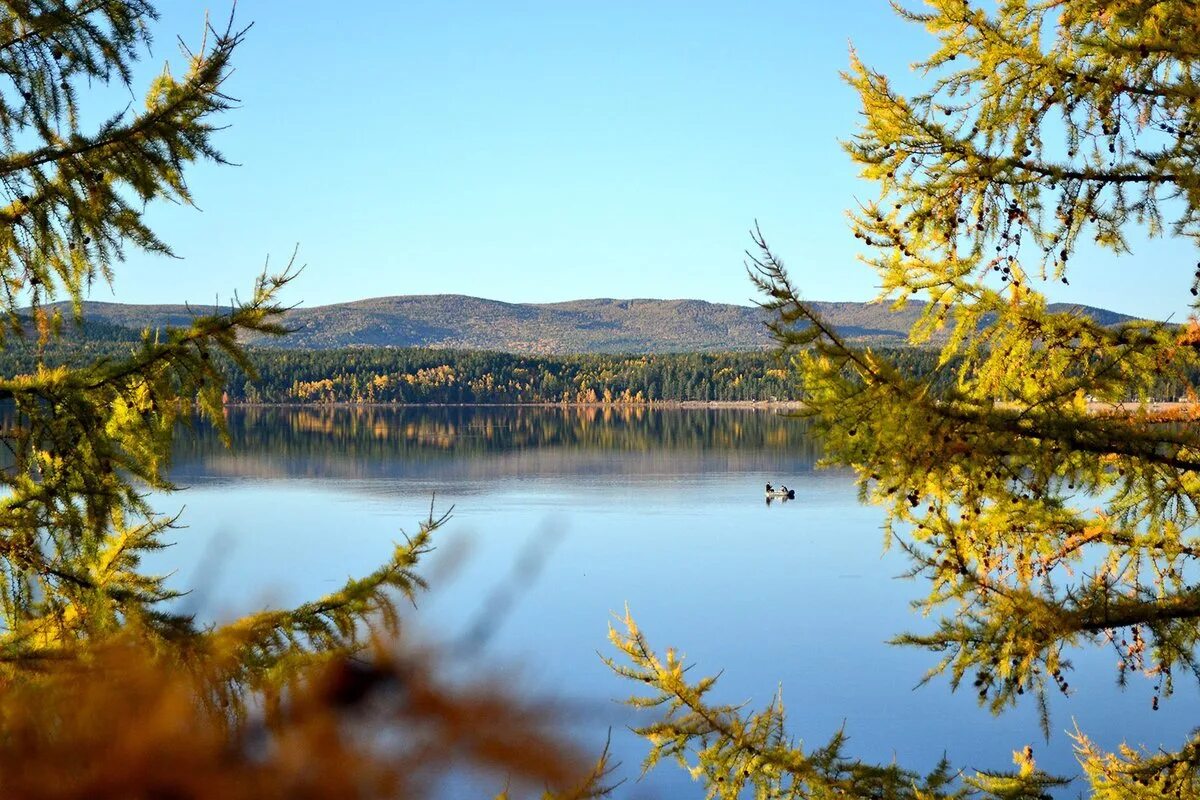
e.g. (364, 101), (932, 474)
(98, 2), (1193, 321)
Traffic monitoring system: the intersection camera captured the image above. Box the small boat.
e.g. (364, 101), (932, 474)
(765, 483), (795, 500)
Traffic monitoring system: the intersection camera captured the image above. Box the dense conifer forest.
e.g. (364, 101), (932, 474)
(235, 348), (812, 404)
(8, 336), (1199, 405)
(0, 335), (956, 403)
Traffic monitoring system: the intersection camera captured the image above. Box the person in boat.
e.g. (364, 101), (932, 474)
(766, 483), (774, 493)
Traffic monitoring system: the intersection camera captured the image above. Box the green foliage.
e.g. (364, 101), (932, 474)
(813, 0), (1200, 725)
(212, 508), (442, 704)
(239, 348), (798, 404)
(0, 341), (964, 404)
(0, 4), (623, 797)
(23, 317), (1200, 406)
(607, 611), (1065, 800)
(612, 0), (1200, 796)
(0, 2), (240, 313)
(0, 1), (500, 698)
(0, 3), (300, 665)
(221, 348), (809, 404)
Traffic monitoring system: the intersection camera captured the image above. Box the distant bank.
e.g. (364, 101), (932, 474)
(220, 399), (807, 410)
(45, 293), (1143, 354)
(7, 335), (1194, 408)
(216, 400), (1199, 418)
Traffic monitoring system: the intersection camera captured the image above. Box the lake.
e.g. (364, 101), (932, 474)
(152, 406), (1196, 798)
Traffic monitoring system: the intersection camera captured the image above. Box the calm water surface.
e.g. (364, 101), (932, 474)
(150, 407), (1196, 798)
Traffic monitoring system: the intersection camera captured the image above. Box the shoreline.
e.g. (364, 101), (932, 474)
(221, 400), (806, 411)
(218, 399), (1200, 417)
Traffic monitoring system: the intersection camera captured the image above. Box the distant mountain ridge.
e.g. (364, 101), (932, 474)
(48, 294), (1145, 354)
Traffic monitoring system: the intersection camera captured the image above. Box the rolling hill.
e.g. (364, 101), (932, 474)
(43, 295), (1144, 354)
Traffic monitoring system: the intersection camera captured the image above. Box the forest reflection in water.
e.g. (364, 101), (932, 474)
(169, 405), (825, 483)
(0, 403), (1177, 795)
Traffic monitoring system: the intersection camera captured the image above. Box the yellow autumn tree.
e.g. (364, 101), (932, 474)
(0, 4), (612, 797)
(0, 0), (415, 694)
(612, 1), (1200, 797)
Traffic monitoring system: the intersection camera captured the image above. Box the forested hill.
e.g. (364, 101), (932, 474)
(46, 295), (1141, 354)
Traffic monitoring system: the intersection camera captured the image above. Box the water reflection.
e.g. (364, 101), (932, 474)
(142, 406), (1198, 797)
(170, 406), (824, 483)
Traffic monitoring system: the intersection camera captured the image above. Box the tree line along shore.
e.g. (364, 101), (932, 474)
(6, 340), (1198, 407)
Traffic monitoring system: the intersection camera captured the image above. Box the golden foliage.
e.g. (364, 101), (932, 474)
(0, 634), (612, 800)
(613, 0), (1200, 795)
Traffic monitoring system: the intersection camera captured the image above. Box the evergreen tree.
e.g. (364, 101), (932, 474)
(615, 1), (1200, 796)
(0, 0), (418, 685)
(0, 7), (619, 796)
